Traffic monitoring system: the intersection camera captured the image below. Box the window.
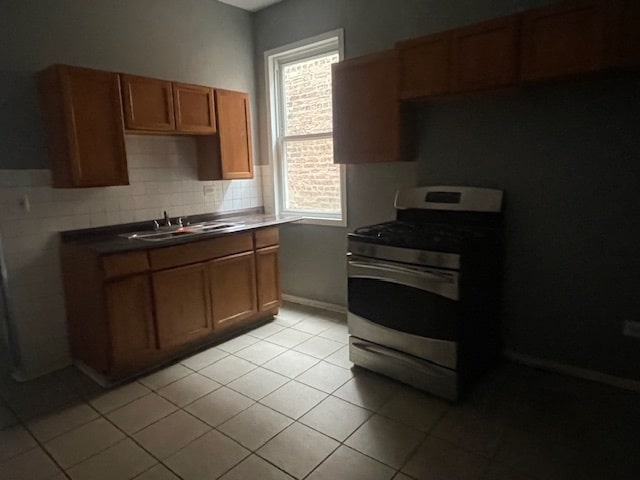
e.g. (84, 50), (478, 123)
(265, 30), (346, 225)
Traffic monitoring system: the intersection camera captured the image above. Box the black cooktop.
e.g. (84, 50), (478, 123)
(349, 220), (498, 253)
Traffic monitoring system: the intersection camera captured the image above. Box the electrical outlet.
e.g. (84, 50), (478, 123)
(203, 185), (215, 196)
(623, 320), (640, 339)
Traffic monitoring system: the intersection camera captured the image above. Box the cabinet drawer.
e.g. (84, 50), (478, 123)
(149, 232), (253, 270)
(254, 227), (279, 249)
(102, 251), (150, 279)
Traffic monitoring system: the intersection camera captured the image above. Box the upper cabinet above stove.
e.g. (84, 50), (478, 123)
(396, 32), (452, 99)
(397, 15), (521, 98)
(332, 0), (639, 164)
(451, 16), (520, 93)
(37, 65), (252, 187)
(397, 0), (639, 101)
(333, 51), (404, 164)
(521, 0), (640, 81)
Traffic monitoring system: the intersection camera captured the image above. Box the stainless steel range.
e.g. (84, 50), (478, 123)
(347, 186), (503, 401)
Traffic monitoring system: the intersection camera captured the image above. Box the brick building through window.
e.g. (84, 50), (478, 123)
(266, 31), (346, 225)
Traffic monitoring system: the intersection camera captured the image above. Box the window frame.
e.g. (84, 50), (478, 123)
(265, 29), (347, 227)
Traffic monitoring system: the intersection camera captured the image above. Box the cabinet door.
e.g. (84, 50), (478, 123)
(605, 0), (640, 68)
(121, 74), (175, 131)
(152, 263), (212, 349)
(38, 65), (128, 187)
(215, 89), (254, 179)
(333, 50), (401, 164)
(173, 83), (216, 134)
(521, 1), (605, 81)
(452, 16), (520, 92)
(397, 31), (453, 99)
(106, 274), (157, 372)
(256, 246), (281, 312)
(209, 251), (257, 329)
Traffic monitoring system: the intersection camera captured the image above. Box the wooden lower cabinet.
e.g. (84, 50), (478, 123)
(106, 274), (158, 374)
(61, 228), (282, 381)
(152, 263), (212, 350)
(256, 245), (281, 312)
(209, 251), (257, 329)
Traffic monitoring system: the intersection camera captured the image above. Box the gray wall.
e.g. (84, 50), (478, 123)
(254, 0), (640, 379)
(0, 0), (255, 169)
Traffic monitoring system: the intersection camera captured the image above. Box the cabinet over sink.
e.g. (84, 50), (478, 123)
(37, 65), (254, 188)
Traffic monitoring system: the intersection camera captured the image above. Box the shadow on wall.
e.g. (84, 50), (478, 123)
(415, 73), (640, 380)
(0, 71), (49, 170)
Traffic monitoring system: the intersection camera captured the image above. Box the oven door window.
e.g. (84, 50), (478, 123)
(348, 264), (459, 341)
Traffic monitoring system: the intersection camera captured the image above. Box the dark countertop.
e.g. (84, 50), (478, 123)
(61, 208), (303, 254)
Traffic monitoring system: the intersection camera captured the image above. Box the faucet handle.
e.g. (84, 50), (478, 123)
(176, 217), (184, 227)
(153, 220), (160, 230)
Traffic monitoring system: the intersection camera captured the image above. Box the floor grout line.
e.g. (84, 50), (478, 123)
(4, 303), (635, 479)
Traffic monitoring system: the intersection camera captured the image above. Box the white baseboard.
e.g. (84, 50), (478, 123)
(504, 349), (640, 392)
(281, 294), (346, 314)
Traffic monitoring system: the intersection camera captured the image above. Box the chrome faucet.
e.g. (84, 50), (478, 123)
(163, 211), (171, 226)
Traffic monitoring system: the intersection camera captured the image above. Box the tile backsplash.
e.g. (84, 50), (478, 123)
(0, 135), (264, 380)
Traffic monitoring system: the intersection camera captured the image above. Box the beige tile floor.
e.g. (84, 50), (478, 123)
(1, 302), (639, 480)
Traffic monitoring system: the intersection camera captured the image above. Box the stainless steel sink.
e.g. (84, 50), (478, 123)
(121, 221), (242, 242)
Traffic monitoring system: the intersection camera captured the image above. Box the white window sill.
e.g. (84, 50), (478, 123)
(300, 217), (347, 227)
(281, 213), (346, 227)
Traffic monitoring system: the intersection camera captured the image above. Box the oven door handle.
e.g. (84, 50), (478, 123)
(348, 259), (459, 300)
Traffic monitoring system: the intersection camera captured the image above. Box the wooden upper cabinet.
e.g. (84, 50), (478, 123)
(521, 1), (606, 81)
(452, 16), (520, 92)
(604, 0), (640, 68)
(333, 50), (403, 164)
(37, 65), (128, 188)
(121, 74), (175, 131)
(122, 76), (217, 134)
(215, 89), (254, 179)
(173, 83), (216, 134)
(397, 31), (453, 99)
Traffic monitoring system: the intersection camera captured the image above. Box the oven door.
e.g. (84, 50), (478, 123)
(347, 254), (459, 369)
